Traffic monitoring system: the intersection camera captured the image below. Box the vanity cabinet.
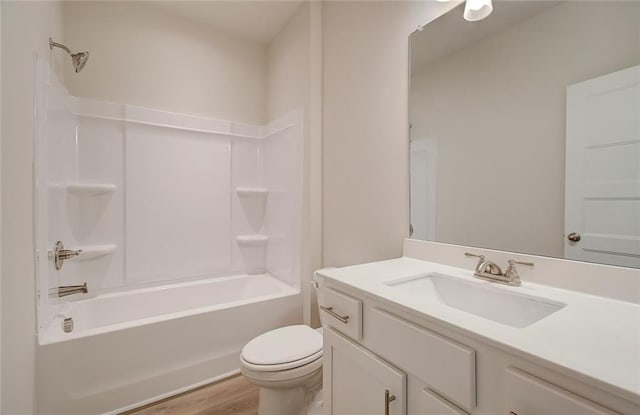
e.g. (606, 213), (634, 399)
(323, 327), (406, 415)
(320, 285), (638, 415)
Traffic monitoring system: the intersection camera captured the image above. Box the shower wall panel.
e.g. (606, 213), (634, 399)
(264, 111), (303, 288)
(125, 124), (232, 283)
(74, 116), (125, 289)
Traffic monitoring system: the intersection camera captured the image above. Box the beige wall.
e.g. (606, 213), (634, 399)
(266, 2), (324, 326)
(0, 1), (3, 408)
(1, 2), (65, 413)
(321, 0), (457, 267)
(63, 1), (267, 124)
(410, 2), (640, 257)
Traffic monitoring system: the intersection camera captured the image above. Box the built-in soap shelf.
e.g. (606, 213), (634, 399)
(236, 187), (268, 197)
(52, 183), (118, 196)
(236, 235), (269, 247)
(69, 244), (117, 261)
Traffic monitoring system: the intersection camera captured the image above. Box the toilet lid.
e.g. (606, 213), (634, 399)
(241, 325), (323, 366)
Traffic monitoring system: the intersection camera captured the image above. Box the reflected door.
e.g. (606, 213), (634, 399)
(410, 139), (437, 240)
(565, 65), (640, 267)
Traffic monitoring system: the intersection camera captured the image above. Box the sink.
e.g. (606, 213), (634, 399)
(385, 273), (566, 328)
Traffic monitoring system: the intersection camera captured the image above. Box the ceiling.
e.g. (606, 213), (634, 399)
(148, 0), (304, 44)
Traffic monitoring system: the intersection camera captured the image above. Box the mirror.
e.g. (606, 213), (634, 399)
(409, 1), (640, 268)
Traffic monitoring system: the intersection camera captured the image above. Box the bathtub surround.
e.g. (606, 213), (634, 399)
(36, 70), (302, 305)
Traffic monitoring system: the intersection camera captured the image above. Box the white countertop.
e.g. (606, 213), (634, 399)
(316, 257), (640, 404)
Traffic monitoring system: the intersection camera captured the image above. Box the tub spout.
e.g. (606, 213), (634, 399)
(56, 283), (88, 297)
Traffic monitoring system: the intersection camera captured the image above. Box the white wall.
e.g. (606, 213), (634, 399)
(321, 0), (458, 267)
(63, 1), (267, 124)
(1, 1), (65, 413)
(410, 2), (640, 257)
(266, 2), (323, 325)
(0, 2), (3, 408)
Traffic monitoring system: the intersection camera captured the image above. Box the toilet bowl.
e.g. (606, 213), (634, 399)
(240, 325), (324, 415)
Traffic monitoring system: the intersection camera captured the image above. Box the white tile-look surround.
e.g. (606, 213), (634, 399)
(37, 74), (303, 330)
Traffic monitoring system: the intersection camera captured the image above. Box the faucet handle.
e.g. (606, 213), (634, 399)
(508, 259), (534, 268)
(504, 259), (534, 281)
(464, 252), (485, 260)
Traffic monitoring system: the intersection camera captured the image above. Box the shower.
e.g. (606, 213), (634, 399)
(49, 37), (89, 73)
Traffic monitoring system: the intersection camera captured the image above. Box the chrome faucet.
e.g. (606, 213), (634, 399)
(48, 241), (82, 270)
(464, 253), (533, 286)
(54, 283), (88, 297)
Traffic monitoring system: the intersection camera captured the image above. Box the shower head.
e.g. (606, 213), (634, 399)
(71, 51), (90, 73)
(49, 37), (90, 73)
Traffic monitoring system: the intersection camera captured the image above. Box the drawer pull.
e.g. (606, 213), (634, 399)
(320, 305), (350, 323)
(509, 412), (518, 415)
(385, 389), (396, 415)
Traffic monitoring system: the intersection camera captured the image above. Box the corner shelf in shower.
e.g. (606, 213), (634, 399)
(69, 244), (117, 261)
(236, 187), (269, 197)
(236, 235), (269, 246)
(53, 183), (118, 196)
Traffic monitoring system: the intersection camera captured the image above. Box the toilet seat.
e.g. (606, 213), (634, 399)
(241, 325), (323, 372)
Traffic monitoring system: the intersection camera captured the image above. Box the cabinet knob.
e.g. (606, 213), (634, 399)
(567, 232), (581, 242)
(384, 389), (396, 415)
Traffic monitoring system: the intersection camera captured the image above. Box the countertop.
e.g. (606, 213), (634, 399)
(315, 257), (640, 404)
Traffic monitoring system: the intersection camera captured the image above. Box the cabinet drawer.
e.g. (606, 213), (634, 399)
(320, 287), (363, 340)
(505, 368), (619, 415)
(420, 389), (469, 415)
(367, 307), (475, 411)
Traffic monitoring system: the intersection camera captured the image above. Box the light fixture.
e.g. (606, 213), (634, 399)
(464, 0), (493, 22)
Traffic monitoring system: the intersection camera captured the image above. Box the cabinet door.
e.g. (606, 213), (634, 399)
(418, 388), (470, 415)
(505, 368), (619, 415)
(324, 327), (406, 415)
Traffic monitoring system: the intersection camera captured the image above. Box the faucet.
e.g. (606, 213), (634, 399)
(48, 241), (82, 271)
(55, 283), (88, 297)
(464, 253), (533, 286)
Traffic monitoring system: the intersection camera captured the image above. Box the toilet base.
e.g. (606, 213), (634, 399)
(256, 370), (322, 415)
(259, 386), (307, 415)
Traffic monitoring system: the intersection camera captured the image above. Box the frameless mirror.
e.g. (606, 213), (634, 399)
(409, 1), (640, 268)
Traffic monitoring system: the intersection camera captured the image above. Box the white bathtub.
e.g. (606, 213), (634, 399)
(36, 274), (301, 414)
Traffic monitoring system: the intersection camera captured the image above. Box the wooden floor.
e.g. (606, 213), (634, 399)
(122, 374), (259, 415)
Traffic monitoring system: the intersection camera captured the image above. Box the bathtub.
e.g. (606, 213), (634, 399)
(36, 274), (301, 415)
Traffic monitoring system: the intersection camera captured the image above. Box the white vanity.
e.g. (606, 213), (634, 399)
(315, 240), (640, 415)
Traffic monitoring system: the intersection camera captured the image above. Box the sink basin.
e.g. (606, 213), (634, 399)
(385, 273), (566, 328)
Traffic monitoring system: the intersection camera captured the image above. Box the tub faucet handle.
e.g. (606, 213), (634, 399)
(49, 241), (82, 270)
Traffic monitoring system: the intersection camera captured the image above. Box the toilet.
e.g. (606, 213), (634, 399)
(240, 325), (324, 415)
(240, 278), (328, 415)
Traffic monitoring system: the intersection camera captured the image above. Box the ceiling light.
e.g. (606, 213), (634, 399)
(464, 0), (493, 22)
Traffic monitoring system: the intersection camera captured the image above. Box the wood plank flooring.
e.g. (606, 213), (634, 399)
(122, 374), (259, 415)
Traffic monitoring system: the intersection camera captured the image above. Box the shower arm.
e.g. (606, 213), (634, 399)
(49, 38), (72, 55)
